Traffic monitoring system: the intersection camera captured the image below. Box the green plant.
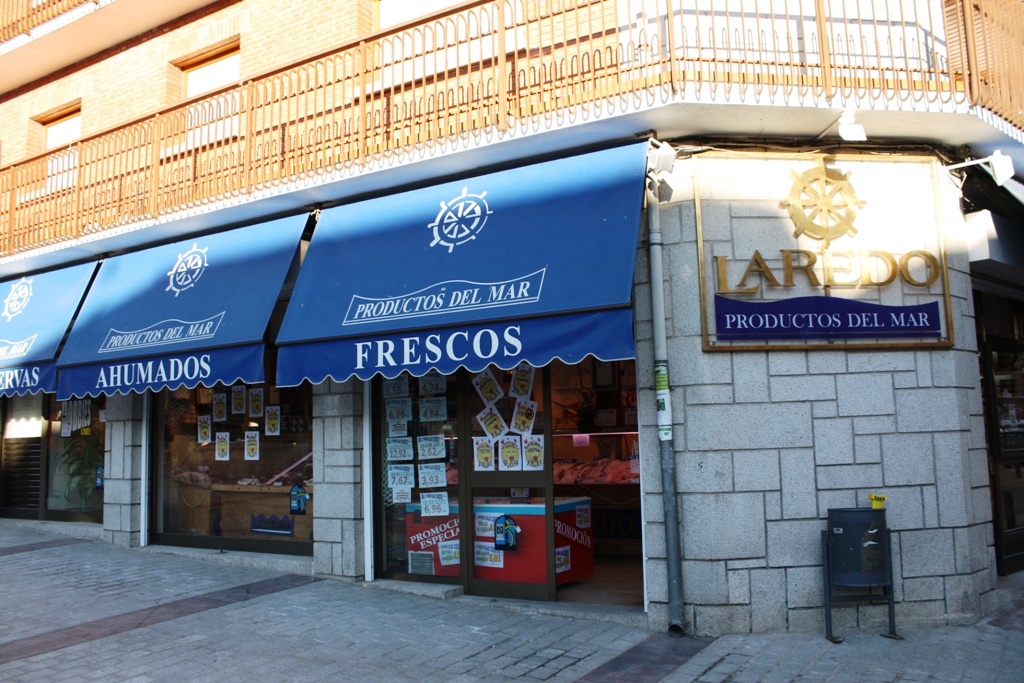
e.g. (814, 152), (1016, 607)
(58, 431), (104, 511)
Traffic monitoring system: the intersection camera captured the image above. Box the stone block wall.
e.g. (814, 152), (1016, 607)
(311, 377), (365, 578)
(637, 154), (995, 635)
(102, 392), (145, 548)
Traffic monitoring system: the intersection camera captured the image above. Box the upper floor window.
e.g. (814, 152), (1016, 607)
(42, 107), (81, 150)
(180, 43), (240, 99)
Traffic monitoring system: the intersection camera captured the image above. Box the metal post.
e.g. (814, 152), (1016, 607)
(822, 530), (840, 643)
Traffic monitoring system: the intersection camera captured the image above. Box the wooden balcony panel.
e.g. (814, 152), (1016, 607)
(0, 0), (1019, 257)
(77, 124), (155, 234)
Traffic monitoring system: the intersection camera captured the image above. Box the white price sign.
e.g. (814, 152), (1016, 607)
(418, 397), (447, 422)
(383, 376), (410, 399)
(417, 462), (447, 489)
(419, 492), (450, 517)
(416, 435), (446, 460)
(386, 437), (414, 461)
(388, 464), (414, 489)
(418, 371), (447, 395)
(386, 398), (413, 423)
(437, 539), (460, 566)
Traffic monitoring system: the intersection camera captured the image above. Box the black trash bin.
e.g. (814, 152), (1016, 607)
(821, 507), (902, 643)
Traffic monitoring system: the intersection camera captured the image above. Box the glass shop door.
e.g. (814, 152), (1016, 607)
(981, 337), (1024, 575)
(463, 364), (555, 601)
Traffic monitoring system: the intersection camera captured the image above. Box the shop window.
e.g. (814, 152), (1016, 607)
(378, 371), (460, 578)
(0, 394), (105, 520)
(154, 378), (313, 552)
(45, 397), (106, 514)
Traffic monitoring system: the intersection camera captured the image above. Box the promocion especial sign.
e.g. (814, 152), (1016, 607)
(705, 158), (948, 345)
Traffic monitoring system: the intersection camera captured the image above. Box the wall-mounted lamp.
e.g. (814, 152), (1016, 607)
(837, 109), (867, 142)
(945, 150), (1016, 186)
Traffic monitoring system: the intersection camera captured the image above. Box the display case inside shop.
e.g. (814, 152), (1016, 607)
(550, 359), (639, 485)
(156, 381), (313, 546)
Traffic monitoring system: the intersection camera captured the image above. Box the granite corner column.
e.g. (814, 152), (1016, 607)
(102, 392), (146, 548)
(312, 378), (365, 578)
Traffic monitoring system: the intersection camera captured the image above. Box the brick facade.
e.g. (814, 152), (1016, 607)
(0, 0), (375, 162)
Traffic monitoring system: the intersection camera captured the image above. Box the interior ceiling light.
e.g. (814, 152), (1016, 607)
(946, 150), (1016, 187)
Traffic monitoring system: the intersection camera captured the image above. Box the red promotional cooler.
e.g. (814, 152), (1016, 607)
(553, 496), (595, 584)
(472, 496), (593, 585)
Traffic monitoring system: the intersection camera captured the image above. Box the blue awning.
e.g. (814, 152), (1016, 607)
(276, 143), (647, 385)
(56, 216), (305, 399)
(0, 262), (96, 397)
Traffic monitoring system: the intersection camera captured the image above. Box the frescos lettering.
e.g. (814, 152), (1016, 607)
(355, 325), (523, 370)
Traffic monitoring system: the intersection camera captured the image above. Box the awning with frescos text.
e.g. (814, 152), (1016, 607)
(275, 143), (647, 384)
(0, 262), (96, 397)
(56, 216), (305, 399)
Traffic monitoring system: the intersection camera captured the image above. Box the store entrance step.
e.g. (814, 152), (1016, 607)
(363, 578), (464, 600)
(455, 594), (650, 629)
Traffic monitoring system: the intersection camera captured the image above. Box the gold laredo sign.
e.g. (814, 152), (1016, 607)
(695, 155), (953, 351)
(714, 247), (942, 293)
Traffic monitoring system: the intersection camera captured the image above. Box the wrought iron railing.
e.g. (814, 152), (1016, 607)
(0, 0), (1020, 256)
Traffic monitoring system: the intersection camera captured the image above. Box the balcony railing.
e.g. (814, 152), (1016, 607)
(0, 0), (1021, 257)
(0, 0), (93, 42)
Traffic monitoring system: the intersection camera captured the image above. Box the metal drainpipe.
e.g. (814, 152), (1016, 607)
(646, 173), (686, 638)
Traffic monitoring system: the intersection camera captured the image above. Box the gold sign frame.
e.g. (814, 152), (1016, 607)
(694, 152), (955, 352)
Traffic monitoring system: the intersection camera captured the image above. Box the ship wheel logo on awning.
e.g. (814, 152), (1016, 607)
(2, 277), (33, 321)
(166, 243), (208, 297)
(428, 188), (492, 253)
(780, 163), (865, 248)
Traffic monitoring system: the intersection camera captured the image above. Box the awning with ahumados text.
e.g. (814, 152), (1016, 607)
(55, 216), (305, 400)
(275, 143), (648, 385)
(0, 262), (96, 397)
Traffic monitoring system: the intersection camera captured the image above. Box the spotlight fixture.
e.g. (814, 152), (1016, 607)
(647, 139), (676, 173)
(837, 109), (867, 142)
(945, 150), (1016, 187)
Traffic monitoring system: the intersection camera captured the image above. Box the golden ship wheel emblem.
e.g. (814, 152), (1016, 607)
(780, 160), (866, 247)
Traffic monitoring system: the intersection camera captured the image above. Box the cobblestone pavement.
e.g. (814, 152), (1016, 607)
(1, 520), (1023, 683)
(661, 589), (1024, 683)
(0, 522), (651, 683)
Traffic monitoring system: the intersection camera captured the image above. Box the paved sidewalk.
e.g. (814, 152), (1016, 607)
(1, 520), (1022, 683)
